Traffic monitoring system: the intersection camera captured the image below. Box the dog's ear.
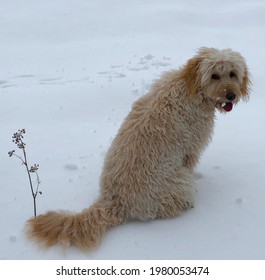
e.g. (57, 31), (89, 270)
(241, 67), (251, 101)
(180, 56), (202, 95)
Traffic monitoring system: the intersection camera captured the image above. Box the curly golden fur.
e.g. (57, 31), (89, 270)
(26, 47), (251, 250)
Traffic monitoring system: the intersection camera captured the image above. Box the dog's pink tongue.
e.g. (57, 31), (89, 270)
(222, 102), (233, 112)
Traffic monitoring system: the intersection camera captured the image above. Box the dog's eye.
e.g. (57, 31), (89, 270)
(229, 71), (236, 78)
(211, 74), (220, 80)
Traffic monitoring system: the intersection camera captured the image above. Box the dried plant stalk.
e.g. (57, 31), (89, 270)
(9, 129), (42, 217)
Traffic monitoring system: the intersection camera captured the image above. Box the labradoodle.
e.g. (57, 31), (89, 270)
(26, 47), (251, 250)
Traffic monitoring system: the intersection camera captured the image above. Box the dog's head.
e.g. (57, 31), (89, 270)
(180, 47), (251, 113)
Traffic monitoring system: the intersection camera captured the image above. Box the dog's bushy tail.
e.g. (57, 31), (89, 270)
(26, 198), (124, 250)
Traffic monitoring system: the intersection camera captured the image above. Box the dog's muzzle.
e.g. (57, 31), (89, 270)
(221, 92), (236, 112)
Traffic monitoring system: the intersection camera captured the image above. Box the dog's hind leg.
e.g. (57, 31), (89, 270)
(156, 167), (195, 219)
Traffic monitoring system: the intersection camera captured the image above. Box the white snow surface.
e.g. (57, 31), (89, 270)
(1, 0), (265, 260)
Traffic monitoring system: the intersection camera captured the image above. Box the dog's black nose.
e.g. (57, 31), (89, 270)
(226, 92), (236, 101)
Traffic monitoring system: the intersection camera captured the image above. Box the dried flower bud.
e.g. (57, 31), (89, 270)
(17, 143), (25, 149)
(29, 164), (39, 173)
(11, 129), (27, 149)
(8, 150), (15, 157)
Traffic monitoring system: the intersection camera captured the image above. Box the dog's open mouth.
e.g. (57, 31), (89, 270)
(221, 102), (233, 112)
